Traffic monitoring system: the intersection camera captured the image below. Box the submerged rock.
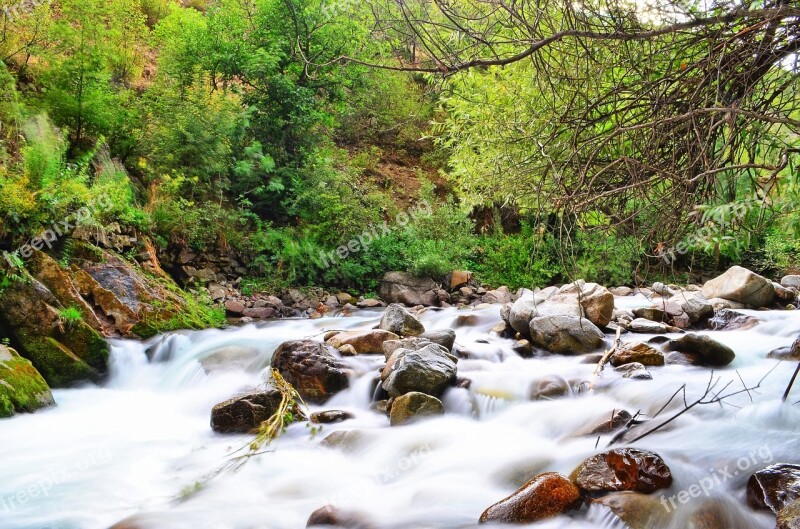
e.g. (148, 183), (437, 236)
(702, 266), (775, 307)
(768, 338), (800, 361)
(708, 309), (759, 331)
(579, 409), (632, 436)
(529, 375), (572, 401)
(747, 463), (800, 514)
(573, 448), (672, 495)
(378, 304), (425, 337)
(389, 391), (444, 426)
(311, 410), (355, 424)
(271, 340), (349, 404)
(0, 345), (54, 418)
(478, 472), (581, 524)
(210, 390), (283, 434)
(589, 491), (668, 529)
(665, 334), (735, 367)
(306, 505), (375, 528)
(614, 362), (652, 380)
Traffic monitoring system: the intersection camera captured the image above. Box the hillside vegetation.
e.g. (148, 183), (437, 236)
(1, 0), (799, 295)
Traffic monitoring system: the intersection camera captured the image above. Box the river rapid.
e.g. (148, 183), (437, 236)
(1, 297), (799, 529)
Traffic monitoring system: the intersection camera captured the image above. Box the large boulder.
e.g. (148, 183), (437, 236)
(530, 314), (605, 355)
(382, 343), (457, 397)
(509, 283), (609, 354)
(572, 448), (673, 495)
(0, 345), (54, 418)
(378, 272), (439, 307)
(210, 390), (283, 433)
(325, 330), (399, 355)
(378, 304), (425, 337)
(665, 334), (735, 367)
(560, 281), (615, 327)
(702, 266), (775, 307)
(747, 464), (800, 514)
(271, 340), (349, 404)
(0, 270), (108, 387)
(389, 391), (444, 426)
(479, 472), (582, 524)
(672, 291), (714, 324)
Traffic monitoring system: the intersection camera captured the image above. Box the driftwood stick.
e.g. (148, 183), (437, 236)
(783, 363), (800, 402)
(591, 326), (623, 383)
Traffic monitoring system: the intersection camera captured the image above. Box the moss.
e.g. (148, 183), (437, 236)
(131, 273), (226, 337)
(0, 347), (54, 418)
(16, 331), (101, 387)
(57, 320), (109, 372)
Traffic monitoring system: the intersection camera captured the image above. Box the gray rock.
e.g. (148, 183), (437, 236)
(530, 314), (605, 354)
(420, 329), (456, 351)
(382, 344), (457, 397)
(702, 266), (775, 307)
(210, 390), (283, 433)
(671, 291), (713, 323)
(625, 318), (669, 334)
(379, 304), (425, 337)
(615, 362), (653, 380)
(782, 275), (800, 289)
(665, 333), (735, 366)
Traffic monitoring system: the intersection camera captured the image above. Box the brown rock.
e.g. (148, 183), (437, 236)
(388, 391), (444, 426)
(271, 340), (349, 404)
(449, 270), (472, 289)
(210, 391), (284, 433)
(326, 329), (399, 355)
(573, 448), (672, 494)
(579, 409), (632, 436)
(311, 410), (355, 424)
(747, 464), (800, 513)
(224, 299), (246, 315)
(479, 472), (581, 524)
(610, 342), (665, 367)
(242, 307), (278, 319)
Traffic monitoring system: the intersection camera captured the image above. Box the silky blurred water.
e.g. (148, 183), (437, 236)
(0, 304), (798, 528)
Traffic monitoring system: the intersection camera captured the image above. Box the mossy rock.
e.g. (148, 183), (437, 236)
(0, 345), (55, 418)
(0, 271), (108, 387)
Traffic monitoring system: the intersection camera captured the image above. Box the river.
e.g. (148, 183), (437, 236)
(1, 298), (799, 528)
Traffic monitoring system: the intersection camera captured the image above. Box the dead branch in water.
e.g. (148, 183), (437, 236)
(589, 326), (623, 388)
(608, 364), (780, 447)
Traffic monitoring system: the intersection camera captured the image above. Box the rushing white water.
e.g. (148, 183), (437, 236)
(1, 304), (799, 529)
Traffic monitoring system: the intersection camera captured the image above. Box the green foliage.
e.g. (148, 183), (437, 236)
(58, 305), (84, 327)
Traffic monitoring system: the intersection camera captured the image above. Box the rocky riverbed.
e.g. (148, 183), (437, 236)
(1, 265), (800, 528)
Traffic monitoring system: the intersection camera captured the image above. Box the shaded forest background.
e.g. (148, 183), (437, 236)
(1, 0), (799, 294)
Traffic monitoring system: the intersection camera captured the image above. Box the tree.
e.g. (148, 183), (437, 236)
(327, 0), (800, 260)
